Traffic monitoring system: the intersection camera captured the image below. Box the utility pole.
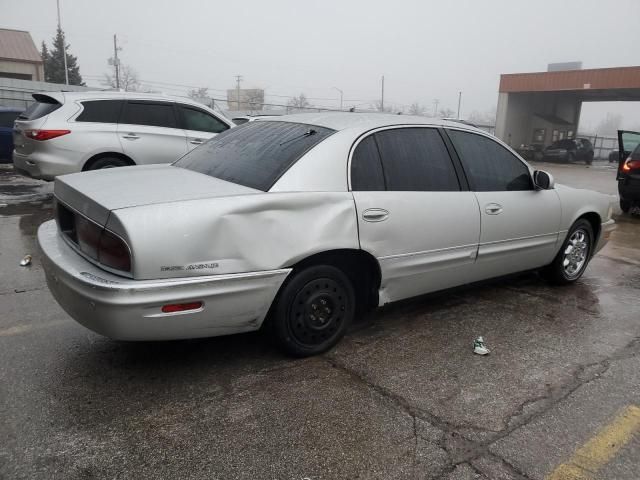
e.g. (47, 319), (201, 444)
(457, 91), (462, 119)
(433, 99), (439, 117)
(113, 34), (120, 90)
(234, 75), (243, 111)
(380, 75), (385, 111)
(333, 87), (343, 110)
(56, 0), (69, 85)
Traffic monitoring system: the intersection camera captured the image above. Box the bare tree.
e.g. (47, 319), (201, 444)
(104, 64), (140, 91)
(188, 87), (212, 106)
(287, 93), (311, 112)
(437, 107), (456, 118)
(408, 102), (426, 116)
(373, 100), (392, 113)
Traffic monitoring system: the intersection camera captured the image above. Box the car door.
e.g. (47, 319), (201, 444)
(446, 129), (561, 280)
(351, 127), (481, 304)
(176, 104), (230, 151)
(117, 100), (188, 165)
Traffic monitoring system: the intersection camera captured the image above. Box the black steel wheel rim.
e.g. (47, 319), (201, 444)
(288, 277), (347, 346)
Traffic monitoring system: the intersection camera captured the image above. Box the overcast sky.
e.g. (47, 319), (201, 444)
(3, 0), (640, 128)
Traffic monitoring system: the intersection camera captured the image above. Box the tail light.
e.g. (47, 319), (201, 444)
(25, 129), (71, 141)
(621, 157), (640, 172)
(98, 229), (131, 272)
(161, 302), (203, 313)
(56, 201), (131, 274)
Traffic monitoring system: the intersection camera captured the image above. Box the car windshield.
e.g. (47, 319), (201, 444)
(173, 121), (335, 191)
(550, 140), (575, 149)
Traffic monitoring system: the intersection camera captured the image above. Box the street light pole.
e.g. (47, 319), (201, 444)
(457, 91), (462, 119)
(333, 87), (343, 110)
(56, 0), (69, 85)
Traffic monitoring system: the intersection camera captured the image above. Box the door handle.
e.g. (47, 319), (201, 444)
(484, 203), (503, 215)
(362, 208), (389, 222)
(189, 139), (204, 145)
(122, 133), (140, 140)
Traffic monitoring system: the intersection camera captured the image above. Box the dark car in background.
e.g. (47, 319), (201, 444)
(543, 138), (594, 164)
(617, 130), (640, 213)
(0, 107), (24, 162)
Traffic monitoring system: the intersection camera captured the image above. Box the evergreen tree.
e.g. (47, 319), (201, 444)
(43, 27), (84, 85)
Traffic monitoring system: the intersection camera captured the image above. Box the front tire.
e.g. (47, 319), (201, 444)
(86, 157), (129, 170)
(541, 219), (593, 285)
(270, 265), (355, 357)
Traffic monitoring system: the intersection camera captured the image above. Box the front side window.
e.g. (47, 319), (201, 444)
(179, 106), (229, 133)
(447, 129), (532, 192)
(174, 121), (335, 191)
(76, 100), (123, 123)
(374, 128), (460, 191)
(351, 135), (385, 191)
(121, 101), (176, 128)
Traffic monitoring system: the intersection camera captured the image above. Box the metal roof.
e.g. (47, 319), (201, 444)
(0, 29), (43, 64)
(500, 66), (640, 93)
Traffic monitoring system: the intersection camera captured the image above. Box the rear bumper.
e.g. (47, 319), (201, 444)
(38, 220), (291, 340)
(13, 151), (82, 180)
(595, 219), (616, 254)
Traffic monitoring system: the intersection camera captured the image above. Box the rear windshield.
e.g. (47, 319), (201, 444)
(174, 121), (335, 191)
(18, 95), (62, 121)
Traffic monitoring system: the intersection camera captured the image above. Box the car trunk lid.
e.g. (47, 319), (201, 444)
(54, 164), (260, 226)
(13, 93), (65, 156)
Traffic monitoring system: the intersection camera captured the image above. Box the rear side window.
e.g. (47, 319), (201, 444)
(174, 121), (335, 191)
(448, 130), (532, 191)
(19, 95), (61, 121)
(0, 111), (21, 128)
(121, 101), (176, 128)
(351, 135), (385, 191)
(178, 106), (229, 133)
(374, 128), (460, 191)
(76, 100), (123, 123)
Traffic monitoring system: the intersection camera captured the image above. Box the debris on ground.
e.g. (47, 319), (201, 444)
(473, 336), (490, 355)
(19, 255), (32, 267)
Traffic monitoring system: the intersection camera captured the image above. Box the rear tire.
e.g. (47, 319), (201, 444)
(585, 153), (594, 165)
(85, 157), (130, 170)
(541, 219), (593, 285)
(270, 265), (355, 357)
(620, 198), (631, 213)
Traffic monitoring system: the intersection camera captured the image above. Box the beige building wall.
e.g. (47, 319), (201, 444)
(0, 59), (44, 81)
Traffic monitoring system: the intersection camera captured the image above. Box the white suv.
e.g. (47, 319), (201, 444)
(13, 91), (233, 180)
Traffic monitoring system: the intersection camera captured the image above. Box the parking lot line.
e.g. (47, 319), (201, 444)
(546, 405), (640, 480)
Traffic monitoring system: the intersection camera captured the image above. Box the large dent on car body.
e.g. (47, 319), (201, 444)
(108, 192), (359, 280)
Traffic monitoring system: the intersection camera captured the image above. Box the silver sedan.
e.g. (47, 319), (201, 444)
(38, 113), (615, 356)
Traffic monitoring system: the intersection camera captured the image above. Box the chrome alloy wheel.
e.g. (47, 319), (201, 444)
(562, 228), (590, 278)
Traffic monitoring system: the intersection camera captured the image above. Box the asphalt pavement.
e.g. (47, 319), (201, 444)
(1, 161), (639, 480)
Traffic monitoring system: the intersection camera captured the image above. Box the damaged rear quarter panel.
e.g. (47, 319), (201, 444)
(107, 192), (360, 280)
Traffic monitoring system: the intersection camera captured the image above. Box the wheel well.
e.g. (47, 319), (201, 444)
(291, 249), (381, 312)
(83, 152), (135, 171)
(578, 212), (601, 243)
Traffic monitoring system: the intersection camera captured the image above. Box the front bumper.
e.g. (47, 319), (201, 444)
(38, 220), (291, 340)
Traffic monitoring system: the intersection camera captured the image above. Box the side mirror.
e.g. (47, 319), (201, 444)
(533, 170), (554, 190)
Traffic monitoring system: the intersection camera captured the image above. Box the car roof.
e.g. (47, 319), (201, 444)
(259, 112), (484, 134)
(33, 90), (212, 108)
